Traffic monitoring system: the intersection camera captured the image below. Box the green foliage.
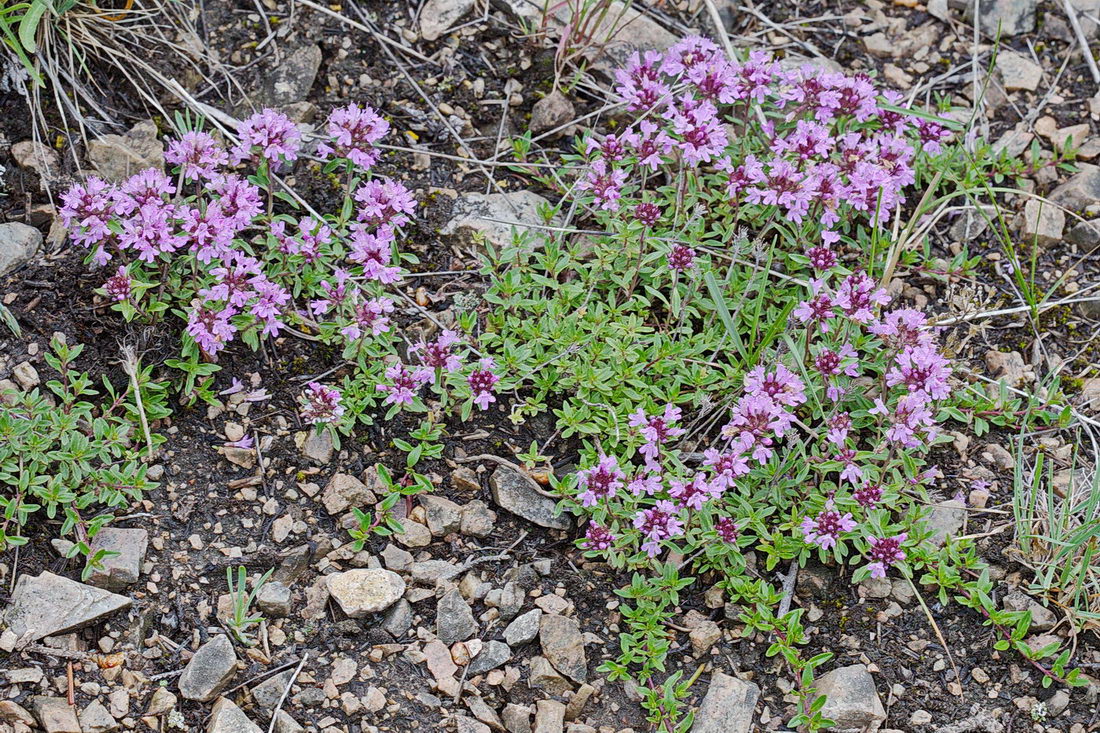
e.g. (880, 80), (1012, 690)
(225, 565), (274, 646)
(0, 335), (167, 579)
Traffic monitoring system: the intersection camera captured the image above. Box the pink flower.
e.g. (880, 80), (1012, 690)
(669, 472), (719, 511)
(60, 176), (116, 249)
(885, 343), (952, 400)
(230, 109), (301, 169)
(835, 271), (890, 323)
(186, 306), (237, 356)
(801, 500), (856, 550)
(165, 131), (228, 181)
(629, 405), (685, 469)
(866, 533), (907, 578)
(299, 382), (344, 424)
(376, 363), (432, 406)
(577, 454), (626, 507)
(317, 103), (389, 169)
(413, 329), (463, 372)
(633, 500), (685, 557)
(577, 159), (628, 211)
(667, 244), (696, 272)
(103, 266), (132, 301)
(581, 521), (616, 551)
(715, 517), (739, 544)
(467, 357), (500, 410)
(341, 297), (394, 341)
(354, 179), (416, 228)
(853, 483), (883, 509)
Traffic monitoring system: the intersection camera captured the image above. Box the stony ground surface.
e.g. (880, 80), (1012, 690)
(1, 0), (1100, 732)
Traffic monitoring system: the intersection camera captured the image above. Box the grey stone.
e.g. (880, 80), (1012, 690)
(321, 473), (375, 515)
(249, 44), (321, 109)
(504, 609), (543, 647)
(539, 614), (586, 683)
(12, 361), (39, 389)
(815, 664), (886, 733)
(30, 697), (80, 733)
(533, 700), (565, 733)
(502, 703), (532, 733)
(1050, 164), (1100, 210)
(1, 571), (131, 643)
(528, 656), (573, 694)
(437, 588), (478, 644)
(88, 120), (163, 182)
(256, 581), (292, 617)
(1003, 590), (1057, 631)
(926, 499), (966, 547)
(996, 51), (1042, 91)
(454, 715), (492, 733)
(0, 222), (41, 277)
(1065, 219), (1100, 248)
(207, 697), (262, 733)
(251, 671), (291, 713)
(327, 569), (405, 617)
(691, 672), (759, 733)
(87, 527), (148, 589)
(441, 191), (560, 253)
(530, 90), (575, 135)
(145, 688), (177, 716)
(410, 559), (460, 585)
(468, 640), (511, 675)
(1016, 199), (1064, 246)
(489, 466), (570, 530)
(11, 140), (59, 187)
(421, 495), (463, 536)
(460, 500), (497, 538)
(78, 700), (118, 733)
(298, 429), (333, 464)
(967, 0), (1036, 36)
(382, 598), (414, 638)
(420, 0), (476, 41)
(381, 542), (414, 572)
(178, 634), (237, 702)
(498, 580), (524, 619)
(272, 710), (304, 733)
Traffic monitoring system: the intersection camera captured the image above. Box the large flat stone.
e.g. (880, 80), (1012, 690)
(489, 466), (570, 530)
(692, 672), (759, 733)
(1, 571), (131, 644)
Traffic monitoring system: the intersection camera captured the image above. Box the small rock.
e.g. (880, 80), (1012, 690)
(178, 634), (237, 702)
(0, 700), (35, 726)
(12, 361), (39, 390)
(383, 598), (414, 638)
(87, 120), (163, 182)
(455, 715), (492, 733)
(321, 473), (375, 515)
(30, 697), (81, 733)
(530, 91), (575, 135)
(298, 429), (333, 464)
(967, 0), (1036, 36)
(996, 51), (1042, 91)
(248, 44), (321, 109)
(441, 192), (561, 254)
(327, 569), (406, 617)
(815, 664), (886, 733)
(985, 350), (1028, 387)
(1003, 590), (1057, 631)
(420, 0), (476, 40)
(146, 688), (176, 716)
(1050, 164), (1100, 210)
(394, 518), (432, 547)
(505, 609), (543, 647)
(251, 672), (292, 713)
(528, 656), (572, 694)
(468, 640), (511, 675)
(689, 620), (722, 656)
(909, 709), (933, 726)
(86, 528), (148, 589)
(452, 466), (481, 492)
(79, 700), (118, 733)
(207, 696), (262, 733)
(691, 671), (759, 733)
(490, 466), (570, 530)
(926, 500), (966, 547)
(421, 495), (463, 536)
(256, 581), (292, 617)
(1, 571), (130, 643)
(11, 140), (59, 188)
(381, 542), (414, 572)
(533, 700), (565, 733)
(971, 667), (990, 684)
(540, 614), (586, 684)
(0, 222), (42, 277)
(460, 500), (497, 538)
(1016, 199), (1064, 247)
(502, 704), (532, 733)
(981, 443), (1015, 471)
(272, 710), (304, 733)
(860, 576), (892, 599)
(437, 589), (478, 645)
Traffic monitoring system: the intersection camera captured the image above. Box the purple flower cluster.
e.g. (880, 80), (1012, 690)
(317, 103), (390, 170)
(585, 37), (949, 238)
(229, 109), (302, 170)
(299, 382), (345, 425)
(801, 500), (857, 550)
(467, 358), (501, 410)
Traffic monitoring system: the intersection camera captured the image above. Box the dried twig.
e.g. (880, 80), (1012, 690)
(1063, 0), (1100, 85)
(267, 652), (309, 733)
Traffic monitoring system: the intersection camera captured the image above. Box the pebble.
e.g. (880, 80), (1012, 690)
(691, 672), (759, 733)
(178, 634), (237, 702)
(539, 614), (587, 684)
(814, 664), (886, 732)
(327, 569), (406, 617)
